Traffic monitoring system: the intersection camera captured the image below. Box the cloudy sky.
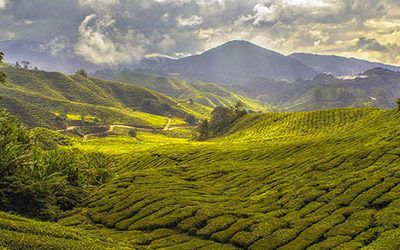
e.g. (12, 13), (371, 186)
(1, 0), (400, 65)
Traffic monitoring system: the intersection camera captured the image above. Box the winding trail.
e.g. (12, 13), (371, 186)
(56, 126), (78, 133)
(83, 125), (154, 142)
(58, 118), (192, 141)
(163, 118), (172, 131)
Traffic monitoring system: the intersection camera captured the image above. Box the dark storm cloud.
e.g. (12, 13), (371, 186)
(1, 0), (400, 65)
(357, 37), (387, 52)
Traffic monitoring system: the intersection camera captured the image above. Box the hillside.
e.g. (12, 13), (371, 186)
(136, 40), (317, 84)
(290, 53), (400, 76)
(0, 67), (208, 129)
(0, 107), (400, 248)
(94, 68), (267, 110)
(284, 68), (400, 111)
(35, 107), (399, 249)
(233, 68), (400, 111)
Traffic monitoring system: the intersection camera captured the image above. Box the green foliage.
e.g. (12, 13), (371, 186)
(0, 110), (113, 220)
(198, 103), (247, 140)
(57, 107), (400, 249)
(128, 129), (137, 138)
(0, 51), (5, 84)
(0, 109), (32, 179)
(30, 127), (74, 150)
(75, 69), (88, 77)
(397, 98), (400, 111)
(184, 114), (196, 125)
(3, 106), (400, 248)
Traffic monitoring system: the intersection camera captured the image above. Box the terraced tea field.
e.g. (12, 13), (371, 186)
(51, 108), (400, 249)
(1, 108), (400, 249)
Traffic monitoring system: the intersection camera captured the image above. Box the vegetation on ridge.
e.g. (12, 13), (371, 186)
(0, 52), (6, 84)
(0, 67), (205, 129)
(0, 109), (113, 220)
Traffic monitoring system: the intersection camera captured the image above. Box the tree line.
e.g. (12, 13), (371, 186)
(197, 101), (248, 140)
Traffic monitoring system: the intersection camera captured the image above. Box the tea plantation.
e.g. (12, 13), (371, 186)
(2, 108), (400, 249)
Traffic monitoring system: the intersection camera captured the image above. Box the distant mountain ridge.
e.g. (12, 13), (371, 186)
(3, 39), (400, 84)
(289, 53), (400, 76)
(233, 67), (400, 111)
(136, 40), (318, 84)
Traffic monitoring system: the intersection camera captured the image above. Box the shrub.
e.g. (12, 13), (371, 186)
(0, 109), (113, 220)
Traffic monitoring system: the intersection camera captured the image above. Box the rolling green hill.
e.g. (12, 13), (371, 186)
(1, 64), (400, 249)
(0, 67), (209, 129)
(94, 68), (268, 111)
(1, 107), (400, 248)
(41, 107), (400, 249)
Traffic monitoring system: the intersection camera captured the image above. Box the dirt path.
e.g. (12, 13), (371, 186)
(82, 125), (154, 141)
(163, 118), (172, 131)
(56, 126), (78, 132)
(58, 119), (192, 141)
(107, 125), (153, 133)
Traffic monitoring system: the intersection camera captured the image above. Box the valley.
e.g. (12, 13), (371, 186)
(1, 107), (400, 249)
(1, 28), (400, 249)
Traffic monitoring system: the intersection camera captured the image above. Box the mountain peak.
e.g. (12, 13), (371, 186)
(214, 40), (270, 52)
(221, 40), (255, 47)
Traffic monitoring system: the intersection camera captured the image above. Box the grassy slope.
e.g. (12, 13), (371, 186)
(94, 69), (268, 111)
(1, 108), (399, 249)
(0, 212), (119, 249)
(37, 107), (399, 249)
(0, 67), (201, 129)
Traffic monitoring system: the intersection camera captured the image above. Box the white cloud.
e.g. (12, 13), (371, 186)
(253, 4), (279, 25)
(282, 0), (330, 7)
(3, 0), (400, 66)
(160, 13), (170, 23)
(153, 0), (191, 6)
(0, 0), (8, 9)
(75, 14), (148, 65)
(177, 15), (203, 28)
(45, 36), (69, 56)
(78, 0), (120, 11)
(158, 34), (176, 52)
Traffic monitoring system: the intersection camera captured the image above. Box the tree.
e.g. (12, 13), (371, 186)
(197, 103), (248, 140)
(234, 100), (244, 111)
(184, 114), (196, 126)
(21, 61), (30, 69)
(197, 119), (210, 140)
(15, 62), (21, 68)
(0, 52), (6, 84)
(76, 69), (88, 77)
(128, 130), (137, 138)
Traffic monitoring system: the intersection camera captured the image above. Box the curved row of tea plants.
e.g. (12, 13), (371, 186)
(59, 108), (400, 249)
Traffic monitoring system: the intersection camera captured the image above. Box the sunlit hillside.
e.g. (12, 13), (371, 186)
(0, 67), (208, 129)
(94, 68), (268, 111)
(43, 108), (399, 249)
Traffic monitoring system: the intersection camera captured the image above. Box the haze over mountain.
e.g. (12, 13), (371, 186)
(137, 40), (318, 85)
(3, 38), (400, 87)
(232, 67), (400, 111)
(0, 40), (98, 73)
(290, 53), (400, 77)
(137, 40), (400, 85)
